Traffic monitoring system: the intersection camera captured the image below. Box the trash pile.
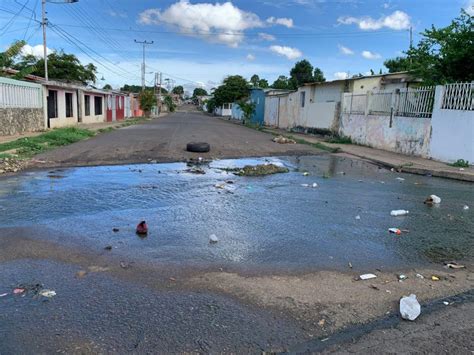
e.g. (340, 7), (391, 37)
(0, 157), (27, 174)
(272, 135), (296, 144)
(223, 164), (289, 177)
(2, 283), (56, 299)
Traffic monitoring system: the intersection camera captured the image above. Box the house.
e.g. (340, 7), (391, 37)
(215, 103), (232, 116)
(263, 89), (295, 127)
(349, 71), (420, 94)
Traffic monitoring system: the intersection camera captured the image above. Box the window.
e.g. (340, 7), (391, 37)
(94, 96), (103, 115)
(84, 95), (90, 116)
(300, 91), (306, 108)
(223, 103), (230, 109)
(47, 90), (58, 119)
(65, 92), (73, 117)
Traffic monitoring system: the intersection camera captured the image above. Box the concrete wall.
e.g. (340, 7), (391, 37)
(429, 86), (474, 163)
(264, 96), (279, 126)
(231, 103), (244, 120)
(80, 92), (105, 124)
(48, 88), (78, 128)
(0, 108), (44, 135)
(340, 113), (432, 157)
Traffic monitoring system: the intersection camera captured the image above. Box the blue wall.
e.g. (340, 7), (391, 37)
(231, 103), (244, 120)
(250, 89), (265, 125)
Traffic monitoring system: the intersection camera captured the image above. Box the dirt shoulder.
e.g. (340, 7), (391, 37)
(28, 106), (321, 169)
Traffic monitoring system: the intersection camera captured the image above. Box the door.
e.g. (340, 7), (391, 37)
(47, 90), (58, 128)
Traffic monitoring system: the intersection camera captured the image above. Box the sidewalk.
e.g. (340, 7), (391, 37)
(265, 128), (474, 182)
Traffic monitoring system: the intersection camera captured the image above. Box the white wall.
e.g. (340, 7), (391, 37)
(80, 92), (105, 124)
(340, 113), (432, 157)
(264, 96), (279, 126)
(430, 85), (474, 163)
(49, 88), (78, 128)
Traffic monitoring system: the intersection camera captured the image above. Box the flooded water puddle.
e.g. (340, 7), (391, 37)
(0, 155), (472, 271)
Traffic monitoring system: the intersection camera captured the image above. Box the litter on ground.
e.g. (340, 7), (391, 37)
(359, 273), (377, 280)
(444, 262), (465, 269)
(400, 294), (421, 321)
(431, 275), (440, 281)
(389, 228), (402, 235)
(391, 210), (409, 216)
(39, 290), (56, 298)
(272, 135), (296, 144)
(209, 234), (219, 243)
(424, 195), (441, 205)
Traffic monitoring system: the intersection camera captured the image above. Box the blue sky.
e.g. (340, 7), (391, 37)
(1, 0), (472, 92)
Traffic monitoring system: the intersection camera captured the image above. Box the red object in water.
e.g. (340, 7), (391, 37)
(136, 221), (148, 235)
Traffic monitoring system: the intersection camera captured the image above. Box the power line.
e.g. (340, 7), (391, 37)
(22, 0), (38, 39)
(0, 0), (29, 36)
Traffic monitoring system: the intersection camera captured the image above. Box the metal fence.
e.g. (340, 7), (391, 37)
(343, 86), (436, 118)
(396, 86), (435, 118)
(0, 77), (43, 109)
(441, 82), (474, 111)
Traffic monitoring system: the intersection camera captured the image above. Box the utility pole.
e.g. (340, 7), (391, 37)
(409, 26), (413, 49)
(41, 0), (78, 82)
(134, 39), (154, 91)
(42, 0), (48, 81)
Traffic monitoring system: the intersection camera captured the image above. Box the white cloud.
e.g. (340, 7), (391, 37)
(108, 10), (127, 18)
(266, 16), (294, 28)
(465, 0), (474, 15)
(21, 44), (53, 58)
(269, 45), (302, 60)
(258, 32), (276, 41)
(246, 53), (256, 61)
(362, 50), (382, 59)
(338, 10), (410, 30)
(138, 1), (264, 47)
(334, 71), (349, 80)
(338, 44), (354, 55)
(383, 3), (390, 9)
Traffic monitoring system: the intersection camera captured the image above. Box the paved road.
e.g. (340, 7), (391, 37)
(33, 105), (318, 168)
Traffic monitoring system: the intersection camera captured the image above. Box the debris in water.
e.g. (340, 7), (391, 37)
(186, 167), (206, 174)
(391, 210), (409, 216)
(303, 172), (309, 176)
(312, 182), (318, 188)
(359, 273), (377, 280)
(120, 261), (132, 269)
(355, 215), (361, 220)
(88, 266), (109, 273)
(389, 228), (402, 235)
(463, 205), (469, 210)
(348, 262), (353, 269)
(301, 184), (309, 187)
(396, 177), (405, 181)
(0, 293), (8, 297)
(424, 195), (441, 205)
(416, 273), (424, 279)
(398, 274), (408, 281)
(13, 288), (25, 294)
(318, 319), (325, 327)
(443, 301), (449, 306)
(209, 234), (219, 243)
(400, 294), (421, 321)
(136, 221), (148, 235)
(444, 262), (465, 269)
(431, 275), (440, 281)
(112, 228), (120, 232)
(104, 245), (112, 251)
(39, 290), (56, 298)
(75, 270), (87, 278)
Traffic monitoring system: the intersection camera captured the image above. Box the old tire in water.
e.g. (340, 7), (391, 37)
(186, 142), (210, 153)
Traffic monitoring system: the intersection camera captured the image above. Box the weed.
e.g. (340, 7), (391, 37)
(325, 135), (353, 144)
(221, 164), (289, 176)
(97, 127), (114, 133)
(449, 159), (470, 168)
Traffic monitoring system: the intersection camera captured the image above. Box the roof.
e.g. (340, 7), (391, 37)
(301, 71), (417, 87)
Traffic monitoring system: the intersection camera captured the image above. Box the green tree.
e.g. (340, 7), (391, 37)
(13, 50), (97, 84)
(0, 40), (39, 79)
(250, 74), (260, 87)
(193, 87), (208, 97)
(290, 59), (314, 88)
(238, 100), (256, 125)
(139, 90), (156, 117)
(258, 79), (269, 88)
(164, 95), (176, 112)
(172, 85), (184, 95)
(271, 75), (290, 89)
(313, 67), (326, 82)
(383, 56), (413, 73)
(205, 97), (217, 113)
(213, 75), (250, 106)
(103, 84), (112, 90)
(385, 10), (473, 84)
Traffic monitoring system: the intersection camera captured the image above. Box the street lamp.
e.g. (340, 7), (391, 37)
(42, 0), (79, 81)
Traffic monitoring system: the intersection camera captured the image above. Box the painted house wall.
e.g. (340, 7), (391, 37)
(48, 88), (78, 128)
(250, 89), (265, 124)
(264, 96), (280, 126)
(231, 103), (244, 120)
(215, 103), (232, 116)
(429, 86), (474, 163)
(80, 92), (105, 124)
(106, 94), (126, 121)
(340, 113), (432, 157)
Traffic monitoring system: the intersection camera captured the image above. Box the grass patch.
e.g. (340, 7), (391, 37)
(97, 127), (114, 133)
(0, 127), (95, 158)
(325, 135), (353, 144)
(120, 117), (149, 128)
(0, 153), (13, 159)
(221, 164), (289, 176)
(448, 159), (470, 168)
(284, 135), (340, 153)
